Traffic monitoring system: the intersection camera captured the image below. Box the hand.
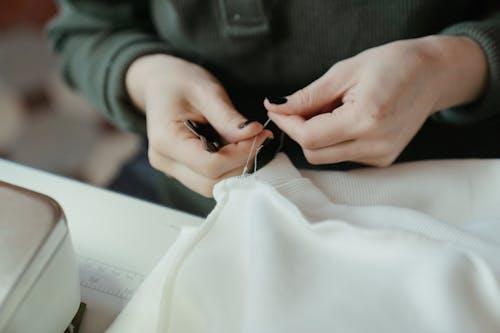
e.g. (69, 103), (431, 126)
(265, 36), (487, 167)
(126, 54), (272, 197)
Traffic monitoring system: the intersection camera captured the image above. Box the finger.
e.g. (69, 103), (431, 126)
(302, 137), (398, 167)
(268, 104), (362, 150)
(146, 95), (274, 178)
(302, 140), (366, 165)
(172, 129), (273, 178)
(189, 84), (263, 143)
(264, 61), (353, 117)
(154, 121), (273, 178)
(149, 149), (256, 197)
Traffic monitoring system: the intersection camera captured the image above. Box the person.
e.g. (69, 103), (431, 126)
(48, 1), (500, 216)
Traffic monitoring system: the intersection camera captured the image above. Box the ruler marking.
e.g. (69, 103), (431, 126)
(77, 255), (145, 301)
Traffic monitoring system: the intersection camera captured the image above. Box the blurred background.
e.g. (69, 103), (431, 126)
(0, 0), (141, 187)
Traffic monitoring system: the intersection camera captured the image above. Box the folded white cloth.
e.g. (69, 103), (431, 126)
(106, 154), (500, 333)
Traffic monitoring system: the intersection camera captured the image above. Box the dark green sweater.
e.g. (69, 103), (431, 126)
(47, 1), (500, 214)
(48, 0), (500, 130)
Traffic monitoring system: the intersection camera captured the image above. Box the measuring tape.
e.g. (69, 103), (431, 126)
(77, 255), (145, 301)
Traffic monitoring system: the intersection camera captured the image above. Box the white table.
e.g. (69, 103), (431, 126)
(0, 158), (202, 332)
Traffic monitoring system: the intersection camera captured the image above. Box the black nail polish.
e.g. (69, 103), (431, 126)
(266, 96), (287, 105)
(239, 120), (252, 129)
(211, 141), (222, 150)
(204, 140), (221, 153)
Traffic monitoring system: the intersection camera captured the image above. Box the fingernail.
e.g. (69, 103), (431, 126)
(266, 96), (287, 105)
(212, 141), (222, 150)
(261, 137), (274, 148)
(204, 140), (221, 153)
(238, 120), (252, 129)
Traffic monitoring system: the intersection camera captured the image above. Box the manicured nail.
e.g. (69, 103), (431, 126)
(238, 120), (252, 129)
(261, 137), (274, 148)
(211, 141), (222, 150)
(266, 96), (287, 105)
(204, 140), (221, 153)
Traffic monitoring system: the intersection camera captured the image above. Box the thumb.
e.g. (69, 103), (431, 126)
(265, 63), (351, 117)
(192, 85), (263, 143)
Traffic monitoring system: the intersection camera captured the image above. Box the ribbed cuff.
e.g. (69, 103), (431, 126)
(435, 16), (500, 124)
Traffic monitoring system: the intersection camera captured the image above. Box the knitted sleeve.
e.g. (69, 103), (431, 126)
(436, 3), (500, 124)
(47, 0), (172, 134)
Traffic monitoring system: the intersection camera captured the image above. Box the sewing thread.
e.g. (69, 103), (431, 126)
(241, 118), (272, 176)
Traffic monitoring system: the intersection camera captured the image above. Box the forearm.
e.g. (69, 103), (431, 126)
(126, 54), (184, 113)
(416, 35), (488, 113)
(47, 0), (171, 134)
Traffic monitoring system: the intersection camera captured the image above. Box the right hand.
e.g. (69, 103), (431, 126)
(126, 54), (272, 197)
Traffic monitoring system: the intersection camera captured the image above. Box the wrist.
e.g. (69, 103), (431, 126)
(415, 35), (488, 113)
(125, 54), (179, 112)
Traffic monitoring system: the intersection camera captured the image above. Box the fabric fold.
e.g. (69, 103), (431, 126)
(106, 154), (500, 333)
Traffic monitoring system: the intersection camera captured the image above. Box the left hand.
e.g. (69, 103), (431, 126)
(265, 36), (487, 167)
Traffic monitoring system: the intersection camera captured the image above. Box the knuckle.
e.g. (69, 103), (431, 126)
(372, 156), (394, 168)
(328, 59), (347, 74)
(372, 139), (392, 157)
(186, 180), (213, 198)
(297, 87), (314, 110)
(370, 142), (397, 167)
(200, 182), (215, 198)
(297, 130), (319, 150)
(303, 149), (323, 165)
(299, 136), (314, 150)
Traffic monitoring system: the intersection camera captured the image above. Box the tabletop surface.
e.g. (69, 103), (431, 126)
(0, 158), (202, 333)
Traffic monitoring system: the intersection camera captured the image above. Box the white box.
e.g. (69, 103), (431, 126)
(0, 181), (80, 332)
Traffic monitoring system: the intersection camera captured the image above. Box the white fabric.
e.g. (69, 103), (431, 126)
(106, 154), (500, 333)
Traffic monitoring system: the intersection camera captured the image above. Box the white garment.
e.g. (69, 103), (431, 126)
(107, 154), (500, 333)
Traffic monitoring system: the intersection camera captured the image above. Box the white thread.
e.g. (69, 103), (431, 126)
(263, 118), (272, 128)
(242, 136), (259, 176)
(241, 118), (272, 176)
